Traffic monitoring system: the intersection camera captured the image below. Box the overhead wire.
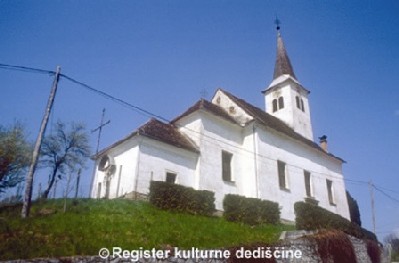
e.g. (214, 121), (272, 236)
(373, 185), (399, 205)
(0, 62), (392, 188)
(0, 63), (55, 76)
(60, 74), (169, 123)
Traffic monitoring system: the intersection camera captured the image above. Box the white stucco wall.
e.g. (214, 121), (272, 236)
(135, 137), (198, 195)
(255, 125), (350, 221)
(91, 134), (199, 199)
(91, 137), (140, 199)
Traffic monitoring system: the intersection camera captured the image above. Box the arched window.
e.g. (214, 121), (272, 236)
(272, 99), (278, 112)
(301, 98), (305, 112)
(278, 96), (284, 109)
(295, 96), (300, 109)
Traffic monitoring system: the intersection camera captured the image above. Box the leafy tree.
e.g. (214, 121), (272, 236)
(346, 191), (361, 226)
(40, 121), (90, 199)
(0, 123), (31, 193)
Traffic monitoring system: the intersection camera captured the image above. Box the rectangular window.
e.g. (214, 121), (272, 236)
(304, 171), (312, 197)
(326, 179), (335, 205)
(222, 151), (233, 182)
(166, 172), (177, 184)
(278, 160), (287, 189)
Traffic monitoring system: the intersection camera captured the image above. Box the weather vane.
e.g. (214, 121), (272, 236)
(274, 17), (281, 31)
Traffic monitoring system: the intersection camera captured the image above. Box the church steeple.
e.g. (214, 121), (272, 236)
(273, 30), (297, 80)
(263, 23), (314, 141)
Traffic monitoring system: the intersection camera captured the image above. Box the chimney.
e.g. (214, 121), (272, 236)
(319, 135), (328, 152)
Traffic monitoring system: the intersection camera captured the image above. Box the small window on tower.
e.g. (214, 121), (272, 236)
(272, 99), (278, 112)
(301, 98), (305, 112)
(278, 97), (285, 109)
(296, 96), (301, 109)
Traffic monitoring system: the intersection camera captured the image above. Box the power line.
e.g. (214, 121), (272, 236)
(374, 185), (399, 205)
(375, 185), (399, 195)
(0, 63), (55, 75)
(0, 63), (393, 188)
(60, 74), (169, 123)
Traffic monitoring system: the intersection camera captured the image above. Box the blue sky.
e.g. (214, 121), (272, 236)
(1, 1), (398, 240)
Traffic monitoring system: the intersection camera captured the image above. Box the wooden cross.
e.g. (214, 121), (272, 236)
(92, 108), (111, 154)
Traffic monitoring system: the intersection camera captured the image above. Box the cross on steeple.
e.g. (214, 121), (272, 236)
(274, 17), (281, 31)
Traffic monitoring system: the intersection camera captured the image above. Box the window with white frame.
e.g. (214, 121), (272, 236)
(278, 160), (288, 190)
(272, 97), (285, 112)
(165, 172), (177, 184)
(304, 171), (312, 197)
(222, 151), (233, 182)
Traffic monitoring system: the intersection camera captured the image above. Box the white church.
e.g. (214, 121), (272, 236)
(90, 28), (351, 222)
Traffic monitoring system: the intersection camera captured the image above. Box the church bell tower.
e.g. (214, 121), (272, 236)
(262, 24), (314, 141)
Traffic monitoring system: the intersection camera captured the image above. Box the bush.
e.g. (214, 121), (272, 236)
(347, 191), (362, 226)
(149, 181), (215, 216)
(366, 239), (381, 263)
(294, 201), (377, 241)
(223, 194), (280, 225)
(308, 230), (357, 263)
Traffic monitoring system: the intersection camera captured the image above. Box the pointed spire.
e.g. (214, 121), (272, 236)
(273, 26), (297, 80)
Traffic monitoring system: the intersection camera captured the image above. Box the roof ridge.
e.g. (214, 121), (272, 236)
(218, 89), (344, 162)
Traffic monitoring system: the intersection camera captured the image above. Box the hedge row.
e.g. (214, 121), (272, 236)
(223, 194), (280, 225)
(149, 181), (215, 216)
(294, 201), (377, 241)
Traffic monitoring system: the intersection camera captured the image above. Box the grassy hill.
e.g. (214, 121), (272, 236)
(0, 198), (294, 260)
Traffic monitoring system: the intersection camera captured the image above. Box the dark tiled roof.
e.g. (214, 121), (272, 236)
(93, 118), (199, 159)
(138, 118), (199, 153)
(220, 89), (345, 162)
(273, 32), (297, 80)
(171, 99), (238, 125)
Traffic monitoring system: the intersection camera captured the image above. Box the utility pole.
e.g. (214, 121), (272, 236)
(92, 108), (110, 154)
(74, 169), (81, 199)
(369, 180), (376, 235)
(21, 66), (61, 218)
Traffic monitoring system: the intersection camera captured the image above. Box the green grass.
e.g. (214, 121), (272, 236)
(0, 198), (294, 260)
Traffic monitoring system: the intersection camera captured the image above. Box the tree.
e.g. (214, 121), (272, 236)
(0, 123), (31, 193)
(40, 121), (90, 199)
(346, 190), (362, 226)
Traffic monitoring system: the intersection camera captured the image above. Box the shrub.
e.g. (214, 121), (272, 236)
(294, 201), (377, 241)
(308, 230), (357, 263)
(366, 239), (381, 263)
(347, 190), (362, 226)
(223, 194), (280, 225)
(149, 181), (215, 216)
